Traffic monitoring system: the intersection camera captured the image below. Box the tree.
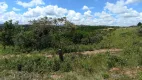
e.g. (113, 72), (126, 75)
(0, 20), (15, 49)
(137, 22), (142, 26)
(29, 17), (53, 50)
(64, 19), (76, 33)
(53, 18), (58, 26)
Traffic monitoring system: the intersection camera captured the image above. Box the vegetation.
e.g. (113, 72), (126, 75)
(137, 22), (142, 27)
(0, 17), (113, 53)
(0, 18), (142, 80)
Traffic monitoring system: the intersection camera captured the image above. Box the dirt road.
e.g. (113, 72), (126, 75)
(80, 49), (122, 55)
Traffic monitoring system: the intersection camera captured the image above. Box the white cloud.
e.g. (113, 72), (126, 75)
(104, 0), (141, 18)
(0, 2), (8, 13)
(94, 11), (115, 25)
(95, 11), (111, 18)
(22, 5), (95, 25)
(0, 5), (68, 24)
(1, 11), (22, 23)
(23, 5), (67, 17)
(66, 10), (95, 25)
(82, 5), (94, 10)
(119, 10), (140, 18)
(66, 10), (82, 25)
(82, 5), (89, 10)
(103, 0), (142, 26)
(17, 0), (45, 8)
(140, 13), (142, 20)
(104, 0), (129, 14)
(12, 7), (20, 11)
(125, 0), (142, 4)
(84, 10), (92, 17)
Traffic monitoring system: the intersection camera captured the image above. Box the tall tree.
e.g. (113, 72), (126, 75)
(0, 20), (15, 49)
(137, 22), (142, 26)
(29, 17), (53, 50)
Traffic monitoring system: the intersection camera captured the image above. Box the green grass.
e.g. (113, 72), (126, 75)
(0, 27), (142, 80)
(0, 51), (135, 80)
(97, 27), (142, 49)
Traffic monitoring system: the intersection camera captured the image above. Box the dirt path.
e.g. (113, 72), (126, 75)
(0, 54), (53, 60)
(80, 49), (122, 55)
(0, 49), (122, 59)
(109, 66), (142, 79)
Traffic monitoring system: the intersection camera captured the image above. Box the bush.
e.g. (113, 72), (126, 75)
(102, 73), (109, 79)
(138, 28), (142, 36)
(72, 31), (84, 44)
(0, 54), (74, 73)
(137, 22), (142, 26)
(122, 46), (142, 66)
(51, 58), (61, 71)
(107, 54), (126, 68)
(138, 72), (142, 80)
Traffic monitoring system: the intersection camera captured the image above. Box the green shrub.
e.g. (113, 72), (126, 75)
(102, 73), (109, 79)
(107, 55), (126, 68)
(72, 31), (84, 44)
(121, 46), (142, 66)
(138, 28), (142, 36)
(51, 58), (61, 72)
(138, 72), (142, 80)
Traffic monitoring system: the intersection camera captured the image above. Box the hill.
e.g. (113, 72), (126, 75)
(98, 27), (142, 49)
(0, 27), (142, 80)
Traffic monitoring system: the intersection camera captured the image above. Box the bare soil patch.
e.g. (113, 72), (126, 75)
(80, 49), (122, 55)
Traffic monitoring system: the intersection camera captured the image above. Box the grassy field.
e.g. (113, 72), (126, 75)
(0, 27), (142, 80)
(97, 27), (142, 49)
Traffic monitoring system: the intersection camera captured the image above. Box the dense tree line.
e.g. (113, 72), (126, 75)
(0, 17), (112, 53)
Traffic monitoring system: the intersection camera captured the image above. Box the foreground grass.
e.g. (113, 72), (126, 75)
(0, 47), (142, 80)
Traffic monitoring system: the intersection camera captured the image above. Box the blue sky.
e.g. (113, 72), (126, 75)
(0, 0), (142, 26)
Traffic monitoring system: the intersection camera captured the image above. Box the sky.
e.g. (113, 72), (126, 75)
(0, 0), (142, 26)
